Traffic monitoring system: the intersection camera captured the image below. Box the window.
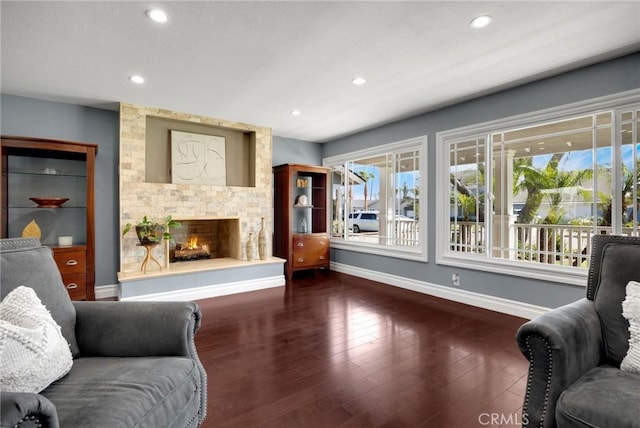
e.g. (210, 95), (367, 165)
(324, 136), (427, 260)
(437, 91), (639, 285)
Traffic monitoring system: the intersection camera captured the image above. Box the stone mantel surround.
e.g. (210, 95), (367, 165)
(118, 103), (281, 299)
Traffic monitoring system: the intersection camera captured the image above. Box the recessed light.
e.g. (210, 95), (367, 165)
(470, 15), (493, 29)
(290, 110), (301, 116)
(352, 77), (366, 85)
(146, 9), (168, 23)
(129, 75), (145, 84)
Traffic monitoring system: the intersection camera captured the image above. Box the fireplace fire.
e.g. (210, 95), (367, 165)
(167, 218), (240, 263)
(171, 236), (212, 262)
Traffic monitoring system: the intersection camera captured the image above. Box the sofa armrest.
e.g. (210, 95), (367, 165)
(0, 391), (59, 428)
(73, 301), (202, 358)
(516, 298), (603, 428)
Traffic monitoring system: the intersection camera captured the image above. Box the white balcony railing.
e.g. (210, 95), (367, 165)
(343, 219), (420, 247)
(450, 221), (637, 267)
(391, 219), (419, 246)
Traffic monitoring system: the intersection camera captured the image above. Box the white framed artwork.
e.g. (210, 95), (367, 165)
(171, 130), (226, 185)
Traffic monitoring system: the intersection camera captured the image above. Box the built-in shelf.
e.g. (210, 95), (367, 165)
(8, 171), (87, 178)
(145, 115), (256, 187)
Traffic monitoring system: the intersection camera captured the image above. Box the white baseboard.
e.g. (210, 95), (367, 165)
(95, 284), (119, 300)
(119, 275), (285, 302)
(102, 265), (548, 319)
(331, 262), (549, 320)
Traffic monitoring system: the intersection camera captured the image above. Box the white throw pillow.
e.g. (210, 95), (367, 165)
(621, 280), (640, 374)
(0, 286), (73, 393)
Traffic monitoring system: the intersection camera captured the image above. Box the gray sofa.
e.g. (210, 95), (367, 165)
(516, 234), (640, 428)
(0, 238), (207, 428)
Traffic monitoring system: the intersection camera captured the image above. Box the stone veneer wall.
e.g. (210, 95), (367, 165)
(119, 103), (273, 271)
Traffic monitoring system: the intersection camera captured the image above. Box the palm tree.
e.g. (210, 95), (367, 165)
(359, 171), (376, 210)
(513, 155), (559, 225)
(601, 159), (640, 226)
(458, 194), (477, 221)
(513, 154), (593, 263)
(450, 163), (485, 221)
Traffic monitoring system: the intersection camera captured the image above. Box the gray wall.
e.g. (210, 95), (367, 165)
(1, 94), (120, 286)
(322, 52), (640, 309)
(272, 136), (322, 166)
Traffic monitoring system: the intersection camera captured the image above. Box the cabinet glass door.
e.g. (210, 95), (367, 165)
(293, 175), (312, 234)
(6, 155), (87, 246)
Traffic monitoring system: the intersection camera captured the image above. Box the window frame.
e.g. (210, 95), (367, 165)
(436, 89), (640, 286)
(323, 135), (428, 261)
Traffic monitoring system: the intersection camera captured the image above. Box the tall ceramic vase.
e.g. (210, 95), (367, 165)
(246, 232), (255, 261)
(258, 217), (267, 260)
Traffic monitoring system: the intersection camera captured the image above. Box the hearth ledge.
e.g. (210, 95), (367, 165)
(118, 256), (285, 282)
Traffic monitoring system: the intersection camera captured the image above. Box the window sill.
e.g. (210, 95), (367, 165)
(330, 238), (427, 262)
(436, 251), (587, 287)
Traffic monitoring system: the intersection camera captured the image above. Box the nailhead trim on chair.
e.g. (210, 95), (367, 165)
(0, 237), (41, 250)
(13, 414), (42, 427)
(190, 311), (207, 427)
(1, 238), (39, 245)
(523, 335), (553, 428)
(185, 411), (197, 428)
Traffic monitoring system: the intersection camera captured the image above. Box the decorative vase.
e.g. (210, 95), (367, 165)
(258, 217), (267, 260)
(246, 232), (255, 261)
(164, 239), (170, 268)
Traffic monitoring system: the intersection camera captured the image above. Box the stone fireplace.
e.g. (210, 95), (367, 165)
(117, 103), (284, 300)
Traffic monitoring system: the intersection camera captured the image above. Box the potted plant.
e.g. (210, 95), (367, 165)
(122, 215), (181, 245)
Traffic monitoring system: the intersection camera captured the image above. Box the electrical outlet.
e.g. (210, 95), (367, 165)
(452, 273), (460, 287)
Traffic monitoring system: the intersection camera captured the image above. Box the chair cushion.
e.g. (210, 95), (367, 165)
(589, 238), (640, 365)
(0, 239), (79, 357)
(41, 357), (201, 427)
(0, 286), (73, 393)
(556, 365), (640, 427)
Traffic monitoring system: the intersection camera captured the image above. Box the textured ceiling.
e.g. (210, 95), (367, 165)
(1, 1), (639, 142)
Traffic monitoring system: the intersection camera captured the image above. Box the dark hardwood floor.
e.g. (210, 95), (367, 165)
(195, 271), (529, 428)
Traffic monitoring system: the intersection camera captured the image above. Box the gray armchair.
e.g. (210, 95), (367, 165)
(516, 234), (640, 428)
(0, 238), (207, 427)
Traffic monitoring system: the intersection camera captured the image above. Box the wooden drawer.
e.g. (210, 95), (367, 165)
(60, 273), (87, 300)
(292, 249), (329, 268)
(292, 234), (328, 253)
(53, 249), (86, 275)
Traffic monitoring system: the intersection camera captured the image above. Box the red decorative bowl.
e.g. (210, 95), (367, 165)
(30, 197), (69, 208)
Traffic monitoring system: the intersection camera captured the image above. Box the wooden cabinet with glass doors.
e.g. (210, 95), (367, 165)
(273, 164), (330, 280)
(1, 136), (97, 300)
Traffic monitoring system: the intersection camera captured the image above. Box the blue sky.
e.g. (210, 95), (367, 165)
(532, 144), (637, 171)
(350, 167), (418, 200)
